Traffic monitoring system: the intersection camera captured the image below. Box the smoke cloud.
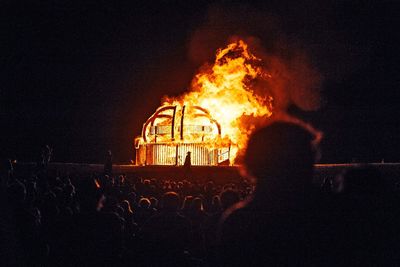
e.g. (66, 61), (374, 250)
(187, 3), (323, 113)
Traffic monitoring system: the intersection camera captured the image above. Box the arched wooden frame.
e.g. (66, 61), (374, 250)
(142, 106), (176, 142)
(180, 106), (221, 140)
(142, 105), (222, 142)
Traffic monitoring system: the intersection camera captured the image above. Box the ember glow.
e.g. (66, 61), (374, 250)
(136, 40), (273, 165)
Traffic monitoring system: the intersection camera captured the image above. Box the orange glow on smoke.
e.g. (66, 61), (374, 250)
(162, 40), (273, 163)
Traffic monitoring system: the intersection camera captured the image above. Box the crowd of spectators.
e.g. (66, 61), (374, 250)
(2, 121), (400, 266)
(2, 159), (251, 266)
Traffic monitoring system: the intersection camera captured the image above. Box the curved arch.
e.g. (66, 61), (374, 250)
(192, 106), (222, 136)
(142, 105), (177, 142)
(142, 105), (222, 142)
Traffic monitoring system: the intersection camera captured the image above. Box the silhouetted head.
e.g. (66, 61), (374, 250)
(244, 121), (319, 192)
(64, 183), (75, 198)
(139, 197), (151, 209)
(77, 177), (105, 211)
(191, 197), (204, 211)
(162, 191), (180, 212)
(204, 181), (214, 192)
(181, 195), (194, 211)
(118, 175), (125, 185)
(115, 205), (125, 218)
(121, 200), (133, 214)
(149, 197), (158, 209)
(220, 189), (240, 211)
(127, 192), (137, 205)
(211, 195), (222, 212)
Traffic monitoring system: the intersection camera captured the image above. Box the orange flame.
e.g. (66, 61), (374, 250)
(163, 40), (272, 163)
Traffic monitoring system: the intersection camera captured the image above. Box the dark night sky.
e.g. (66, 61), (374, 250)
(1, 0), (399, 163)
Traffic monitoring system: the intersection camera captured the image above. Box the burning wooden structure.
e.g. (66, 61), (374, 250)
(135, 105), (230, 166)
(134, 40), (273, 166)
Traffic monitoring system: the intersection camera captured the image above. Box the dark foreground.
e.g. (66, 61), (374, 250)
(2, 162), (400, 266)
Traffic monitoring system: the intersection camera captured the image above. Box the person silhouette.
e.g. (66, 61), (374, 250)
(184, 151), (191, 168)
(104, 150), (112, 176)
(183, 151), (192, 178)
(218, 121), (323, 266)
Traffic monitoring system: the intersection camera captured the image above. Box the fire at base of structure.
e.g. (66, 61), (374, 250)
(135, 105), (230, 166)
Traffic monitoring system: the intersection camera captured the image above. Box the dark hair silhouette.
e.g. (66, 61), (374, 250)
(220, 189), (240, 211)
(162, 191), (180, 211)
(244, 121), (318, 193)
(218, 121), (322, 266)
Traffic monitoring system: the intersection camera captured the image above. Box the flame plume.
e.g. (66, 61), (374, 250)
(164, 40), (272, 163)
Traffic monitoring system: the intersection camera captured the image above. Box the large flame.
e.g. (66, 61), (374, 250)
(163, 40), (272, 162)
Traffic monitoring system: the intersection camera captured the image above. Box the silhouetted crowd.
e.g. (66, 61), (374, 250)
(2, 121), (400, 266)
